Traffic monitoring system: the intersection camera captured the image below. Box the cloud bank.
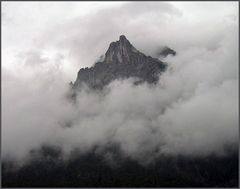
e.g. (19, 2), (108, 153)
(2, 2), (238, 164)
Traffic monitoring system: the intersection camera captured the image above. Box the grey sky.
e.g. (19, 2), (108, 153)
(2, 2), (238, 80)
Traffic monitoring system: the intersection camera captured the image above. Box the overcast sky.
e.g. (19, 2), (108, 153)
(2, 1), (238, 81)
(2, 2), (239, 163)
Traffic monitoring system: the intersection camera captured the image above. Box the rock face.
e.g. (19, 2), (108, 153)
(158, 47), (176, 58)
(73, 35), (168, 90)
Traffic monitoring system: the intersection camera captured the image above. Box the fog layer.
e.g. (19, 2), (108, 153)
(2, 2), (238, 164)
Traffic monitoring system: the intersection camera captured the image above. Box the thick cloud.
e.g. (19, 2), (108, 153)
(2, 2), (238, 164)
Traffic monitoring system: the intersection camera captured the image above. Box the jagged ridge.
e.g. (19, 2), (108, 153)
(73, 35), (169, 90)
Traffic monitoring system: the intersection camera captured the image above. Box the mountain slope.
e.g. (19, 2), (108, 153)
(72, 35), (169, 90)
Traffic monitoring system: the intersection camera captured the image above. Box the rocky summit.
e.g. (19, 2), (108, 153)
(72, 35), (173, 90)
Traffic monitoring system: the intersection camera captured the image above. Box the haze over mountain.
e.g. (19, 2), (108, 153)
(2, 1), (238, 188)
(3, 35), (238, 187)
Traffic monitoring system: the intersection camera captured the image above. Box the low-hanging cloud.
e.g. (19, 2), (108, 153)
(2, 2), (238, 165)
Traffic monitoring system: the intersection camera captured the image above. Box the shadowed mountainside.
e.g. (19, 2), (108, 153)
(72, 35), (171, 90)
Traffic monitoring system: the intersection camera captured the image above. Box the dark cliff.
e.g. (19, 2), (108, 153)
(72, 35), (170, 90)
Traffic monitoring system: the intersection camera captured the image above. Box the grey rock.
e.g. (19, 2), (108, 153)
(158, 47), (176, 58)
(72, 35), (168, 91)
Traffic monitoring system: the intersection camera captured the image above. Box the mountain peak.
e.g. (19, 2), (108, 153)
(119, 35), (127, 41)
(103, 35), (139, 64)
(72, 35), (168, 91)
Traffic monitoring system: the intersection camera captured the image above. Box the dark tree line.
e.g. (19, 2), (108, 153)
(2, 145), (238, 187)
